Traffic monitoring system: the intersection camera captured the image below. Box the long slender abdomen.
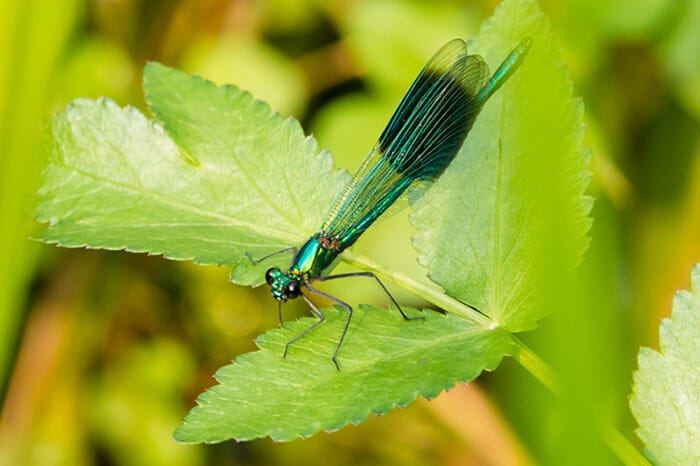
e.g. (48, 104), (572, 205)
(475, 37), (532, 104)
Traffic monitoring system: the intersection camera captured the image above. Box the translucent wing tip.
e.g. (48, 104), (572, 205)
(423, 39), (467, 75)
(461, 55), (490, 96)
(419, 39), (490, 99)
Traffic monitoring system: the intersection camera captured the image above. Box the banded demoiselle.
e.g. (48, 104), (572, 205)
(251, 37), (532, 369)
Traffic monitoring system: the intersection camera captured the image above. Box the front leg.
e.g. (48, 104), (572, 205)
(283, 292), (326, 360)
(303, 284), (354, 371)
(244, 247), (297, 265)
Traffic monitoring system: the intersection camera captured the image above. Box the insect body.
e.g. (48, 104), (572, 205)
(257, 37), (532, 369)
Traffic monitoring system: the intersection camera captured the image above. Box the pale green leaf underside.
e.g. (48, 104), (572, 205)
(411, 0), (592, 331)
(35, 64), (348, 285)
(174, 306), (511, 443)
(630, 263), (700, 465)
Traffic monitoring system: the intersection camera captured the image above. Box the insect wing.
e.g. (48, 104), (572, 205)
(322, 39), (490, 245)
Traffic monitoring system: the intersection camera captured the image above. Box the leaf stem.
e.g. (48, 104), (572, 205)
(511, 336), (560, 395)
(600, 423), (652, 466)
(342, 251), (650, 466)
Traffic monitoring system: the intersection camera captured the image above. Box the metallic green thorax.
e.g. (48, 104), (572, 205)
(268, 38), (531, 303)
(290, 234), (338, 278)
(267, 233), (340, 302)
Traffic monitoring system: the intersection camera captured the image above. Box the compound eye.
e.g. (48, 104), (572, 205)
(265, 268), (277, 285)
(285, 281), (300, 299)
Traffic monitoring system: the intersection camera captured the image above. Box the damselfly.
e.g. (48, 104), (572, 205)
(250, 37), (532, 369)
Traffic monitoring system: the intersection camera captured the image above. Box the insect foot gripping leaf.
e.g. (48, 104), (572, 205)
(630, 263), (700, 465)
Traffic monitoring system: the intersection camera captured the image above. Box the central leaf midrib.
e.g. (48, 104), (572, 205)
(53, 159), (304, 244)
(288, 315), (502, 393)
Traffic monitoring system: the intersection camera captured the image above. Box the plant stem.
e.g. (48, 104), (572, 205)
(600, 423), (652, 466)
(342, 250), (651, 466)
(511, 336), (560, 395)
(512, 338), (650, 465)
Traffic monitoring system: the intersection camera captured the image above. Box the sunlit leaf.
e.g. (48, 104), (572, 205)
(35, 64), (348, 285)
(174, 306), (511, 442)
(630, 263), (700, 465)
(411, 0), (592, 331)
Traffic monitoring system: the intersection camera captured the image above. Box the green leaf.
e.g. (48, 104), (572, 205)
(174, 306), (511, 443)
(411, 0), (592, 331)
(630, 263), (700, 465)
(35, 64), (348, 285)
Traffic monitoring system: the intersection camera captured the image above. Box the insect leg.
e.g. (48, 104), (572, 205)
(319, 272), (424, 321)
(277, 301), (284, 328)
(303, 284), (353, 371)
(283, 292), (326, 359)
(244, 247), (297, 265)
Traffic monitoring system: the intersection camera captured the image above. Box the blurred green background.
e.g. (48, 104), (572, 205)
(1, 0), (698, 465)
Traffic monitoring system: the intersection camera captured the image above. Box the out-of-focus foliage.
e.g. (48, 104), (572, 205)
(0, 0), (81, 403)
(181, 34), (307, 116)
(657, 0), (700, 119)
(2, 0), (699, 465)
(53, 37), (136, 108)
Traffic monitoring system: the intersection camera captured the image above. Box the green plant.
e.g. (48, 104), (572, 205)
(32, 0), (699, 463)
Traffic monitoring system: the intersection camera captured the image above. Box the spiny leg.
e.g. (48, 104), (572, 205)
(319, 271), (424, 321)
(303, 284), (353, 371)
(277, 301), (284, 328)
(283, 292), (326, 360)
(244, 247), (297, 265)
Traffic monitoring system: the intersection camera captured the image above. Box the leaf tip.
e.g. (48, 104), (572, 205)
(172, 423), (195, 444)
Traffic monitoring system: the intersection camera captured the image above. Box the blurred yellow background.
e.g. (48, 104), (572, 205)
(1, 0), (698, 465)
